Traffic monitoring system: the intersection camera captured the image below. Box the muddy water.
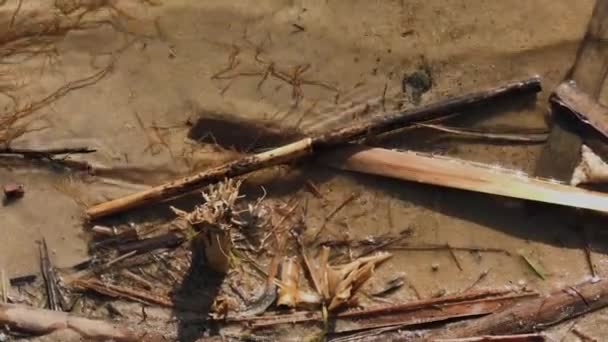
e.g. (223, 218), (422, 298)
(2, 0), (608, 340)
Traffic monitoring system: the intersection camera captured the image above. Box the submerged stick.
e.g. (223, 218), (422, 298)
(321, 147), (608, 213)
(0, 146), (96, 156)
(415, 123), (548, 142)
(86, 77), (541, 219)
(39, 239), (60, 311)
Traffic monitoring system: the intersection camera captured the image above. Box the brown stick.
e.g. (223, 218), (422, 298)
(427, 278), (608, 338)
(116, 232), (185, 254)
(572, 328), (598, 342)
(0, 303), (162, 341)
(86, 78), (541, 219)
(72, 278), (173, 307)
(39, 239), (62, 311)
(0, 146), (96, 156)
(321, 147), (608, 213)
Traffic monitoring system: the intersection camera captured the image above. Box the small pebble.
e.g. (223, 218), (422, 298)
(431, 263), (440, 271)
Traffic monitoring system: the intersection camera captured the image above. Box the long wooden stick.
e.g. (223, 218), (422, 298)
(86, 78), (541, 219)
(0, 303), (162, 341)
(321, 147), (608, 213)
(427, 278), (608, 338)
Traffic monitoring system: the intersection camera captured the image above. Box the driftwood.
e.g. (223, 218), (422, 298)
(86, 78), (541, 219)
(552, 81), (608, 139)
(321, 147), (608, 213)
(427, 278), (608, 339)
(0, 303), (162, 341)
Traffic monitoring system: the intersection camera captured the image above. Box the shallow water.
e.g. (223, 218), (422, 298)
(2, 1), (607, 340)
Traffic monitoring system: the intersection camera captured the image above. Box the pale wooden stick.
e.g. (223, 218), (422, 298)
(86, 78), (541, 219)
(321, 147), (608, 213)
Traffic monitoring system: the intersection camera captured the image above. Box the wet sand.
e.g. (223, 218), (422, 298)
(2, 1), (607, 340)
